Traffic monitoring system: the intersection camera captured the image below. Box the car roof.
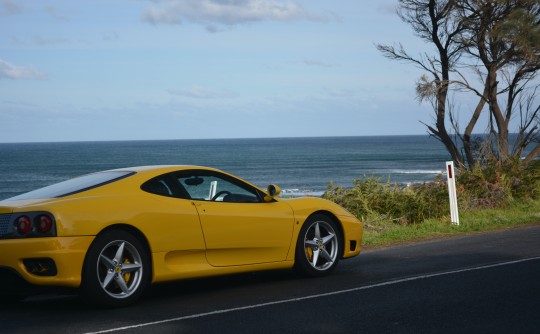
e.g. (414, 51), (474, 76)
(109, 165), (263, 191)
(108, 165), (225, 177)
(1, 165), (264, 206)
(111, 165), (213, 173)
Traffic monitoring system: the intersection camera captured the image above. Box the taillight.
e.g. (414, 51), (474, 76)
(11, 212), (56, 238)
(36, 214), (53, 234)
(16, 216), (32, 235)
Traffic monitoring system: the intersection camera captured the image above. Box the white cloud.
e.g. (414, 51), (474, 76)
(303, 58), (334, 68)
(169, 86), (237, 99)
(44, 5), (69, 22)
(102, 31), (120, 41)
(141, 0), (331, 31)
(0, 0), (23, 15)
(326, 88), (358, 98)
(33, 35), (71, 46)
(0, 60), (47, 80)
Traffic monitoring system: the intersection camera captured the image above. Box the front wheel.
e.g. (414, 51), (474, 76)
(80, 230), (150, 308)
(294, 214), (342, 277)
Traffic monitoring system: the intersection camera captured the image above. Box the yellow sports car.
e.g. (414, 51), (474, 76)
(0, 166), (362, 307)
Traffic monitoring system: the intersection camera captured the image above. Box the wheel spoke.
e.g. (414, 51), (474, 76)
(114, 274), (129, 294)
(320, 248), (334, 263)
(311, 248), (320, 267)
(305, 239), (318, 247)
(122, 263), (142, 273)
(101, 271), (116, 289)
(322, 233), (335, 245)
(99, 254), (115, 270)
(314, 223), (321, 239)
(113, 242), (125, 264)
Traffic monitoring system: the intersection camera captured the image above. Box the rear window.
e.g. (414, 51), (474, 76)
(6, 171), (135, 200)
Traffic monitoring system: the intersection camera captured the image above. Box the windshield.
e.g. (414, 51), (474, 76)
(6, 171), (135, 201)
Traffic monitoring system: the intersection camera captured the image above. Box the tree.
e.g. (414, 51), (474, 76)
(378, 0), (540, 169)
(377, 0), (466, 166)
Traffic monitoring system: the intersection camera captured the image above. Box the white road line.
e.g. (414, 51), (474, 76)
(84, 256), (540, 334)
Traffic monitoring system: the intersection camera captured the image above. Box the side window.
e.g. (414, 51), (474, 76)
(141, 177), (175, 197)
(176, 172), (261, 203)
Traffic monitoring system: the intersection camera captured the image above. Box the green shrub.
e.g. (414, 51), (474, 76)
(323, 159), (540, 226)
(323, 175), (449, 225)
(456, 158), (540, 210)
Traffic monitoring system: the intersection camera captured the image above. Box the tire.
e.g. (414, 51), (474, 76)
(80, 230), (150, 308)
(294, 214), (343, 277)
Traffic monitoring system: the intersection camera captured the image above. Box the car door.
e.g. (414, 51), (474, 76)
(176, 170), (295, 267)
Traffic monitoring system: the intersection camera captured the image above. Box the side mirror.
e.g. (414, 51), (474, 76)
(264, 184), (281, 202)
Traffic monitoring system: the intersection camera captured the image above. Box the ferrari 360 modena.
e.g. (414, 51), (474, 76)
(0, 166), (362, 307)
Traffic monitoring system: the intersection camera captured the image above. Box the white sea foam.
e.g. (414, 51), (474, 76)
(387, 169), (444, 174)
(282, 188), (324, 197)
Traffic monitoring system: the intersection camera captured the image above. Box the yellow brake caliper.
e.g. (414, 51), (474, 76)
(306, 247), (313, 261)
(123, 258), (132, 283)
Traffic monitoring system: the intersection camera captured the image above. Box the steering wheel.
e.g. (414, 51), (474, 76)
(211, 190), (232, 201)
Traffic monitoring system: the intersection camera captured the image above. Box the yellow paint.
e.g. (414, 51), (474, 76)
(0, 166), (362, 288)
(0, 236), (94, 287)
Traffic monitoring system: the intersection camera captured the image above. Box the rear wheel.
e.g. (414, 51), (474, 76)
(80, 230), (150, 308)
(294, 214), (342, 277)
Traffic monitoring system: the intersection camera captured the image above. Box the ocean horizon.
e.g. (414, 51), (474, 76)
(0, 135), (451, 200)
(0, 134), (435, 144)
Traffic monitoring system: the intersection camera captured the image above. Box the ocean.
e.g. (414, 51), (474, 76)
(0, 136), (451, 200)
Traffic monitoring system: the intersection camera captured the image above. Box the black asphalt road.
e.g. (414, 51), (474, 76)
(1, 225), (540, 334)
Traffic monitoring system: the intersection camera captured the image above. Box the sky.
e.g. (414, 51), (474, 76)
(0, 0), (434, 143)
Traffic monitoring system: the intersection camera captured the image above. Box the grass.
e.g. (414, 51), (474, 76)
(362, 199), (540, 247)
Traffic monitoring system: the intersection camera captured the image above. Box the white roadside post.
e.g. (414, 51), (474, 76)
(446, 161), (460, 225)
